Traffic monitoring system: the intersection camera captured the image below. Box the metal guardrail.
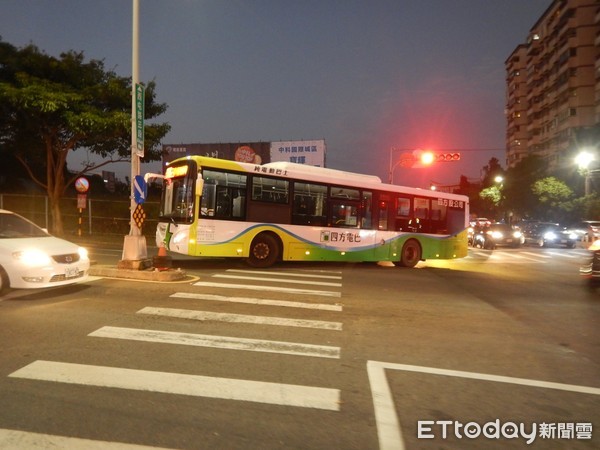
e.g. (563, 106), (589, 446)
(0, 193), (158, 239)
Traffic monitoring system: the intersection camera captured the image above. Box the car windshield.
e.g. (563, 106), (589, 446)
(0, 213), (49, 238)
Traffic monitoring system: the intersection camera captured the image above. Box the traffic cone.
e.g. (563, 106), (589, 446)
(152, 242), (172, 271)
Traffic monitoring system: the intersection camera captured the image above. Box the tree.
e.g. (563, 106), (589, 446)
(480, 157), (504, 188)
(0, 39), (170, 235)
(501, 155), (547, 220)
(531, 177), (574, 222)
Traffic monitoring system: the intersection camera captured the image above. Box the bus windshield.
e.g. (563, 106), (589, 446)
(159, 161), (196, 223)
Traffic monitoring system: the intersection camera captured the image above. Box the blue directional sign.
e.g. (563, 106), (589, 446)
(134, 175), (147, 204)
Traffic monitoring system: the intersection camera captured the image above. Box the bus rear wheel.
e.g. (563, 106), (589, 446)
(247, 233), (280, 268)
(395, 239), (422, 268)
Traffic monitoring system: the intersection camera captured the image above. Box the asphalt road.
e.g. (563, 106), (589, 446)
(0, 244), (598, 449)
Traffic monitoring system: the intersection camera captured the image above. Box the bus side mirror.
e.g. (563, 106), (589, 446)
(196, 177), (204, 196)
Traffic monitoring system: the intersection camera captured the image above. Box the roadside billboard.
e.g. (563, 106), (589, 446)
(270, 139), (326, 166)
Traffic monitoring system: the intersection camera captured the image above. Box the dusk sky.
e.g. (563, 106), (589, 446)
(1, 0), (551, 188)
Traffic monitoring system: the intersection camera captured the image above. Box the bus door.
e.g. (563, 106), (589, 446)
(375, 193), (391, 231)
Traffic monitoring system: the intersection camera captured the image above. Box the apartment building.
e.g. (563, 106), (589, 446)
(505, 0), (600, 170)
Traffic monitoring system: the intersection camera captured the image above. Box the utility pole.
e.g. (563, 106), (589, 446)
(120, 0), (149, 268)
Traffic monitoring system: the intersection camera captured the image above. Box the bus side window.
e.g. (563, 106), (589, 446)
(215, 186), (231, 217)
(292, 182), (327, 226)
(330, 201), (359, 227)
(413, 197), (430, 233)
(395, 196), (411, 231)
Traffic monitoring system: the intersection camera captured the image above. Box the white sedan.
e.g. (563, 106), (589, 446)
(0, 209), (89, 293)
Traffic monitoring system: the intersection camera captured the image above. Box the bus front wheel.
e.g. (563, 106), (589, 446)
(395, 239), (422, 268)
(247, 233), (280, 268)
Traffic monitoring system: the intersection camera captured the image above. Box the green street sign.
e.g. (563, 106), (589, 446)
(135, 83), (145, 157)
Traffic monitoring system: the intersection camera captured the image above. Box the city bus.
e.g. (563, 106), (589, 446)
(154, 156), (469, 268)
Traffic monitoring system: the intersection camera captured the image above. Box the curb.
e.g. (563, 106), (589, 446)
(89, 265), (187, 282)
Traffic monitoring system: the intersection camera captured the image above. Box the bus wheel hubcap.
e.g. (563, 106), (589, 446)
(253, 243), (269, 259)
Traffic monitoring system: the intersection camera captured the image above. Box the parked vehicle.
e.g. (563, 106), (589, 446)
(0, 209), (89, 293)
(580, 238), (600, 287)
(522, 222), (577, 248)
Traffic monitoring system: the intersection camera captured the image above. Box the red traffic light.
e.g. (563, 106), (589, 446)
(420, 151), (435, 165)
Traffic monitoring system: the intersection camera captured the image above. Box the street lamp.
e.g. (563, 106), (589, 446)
(576, 150), (597, 196)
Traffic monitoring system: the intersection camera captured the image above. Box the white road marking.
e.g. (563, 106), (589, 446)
(367, 360), (600, 450)
(520, 251), (552, 259)
(192, 281), (341, 297)
(546, 251), (578, 258)
(138, 306), (343, 331)
(490, 252), (544, 262)
(226, 269), (342, 279)
(9, 360), (341, 411)
(0, 428), (173, 449)
(213, 274), (342, 287)
(170, 292), (343, 311)
(367, 361), (405, 450)
(89, 326), (340, 359)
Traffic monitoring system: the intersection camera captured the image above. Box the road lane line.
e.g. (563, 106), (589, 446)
(368, 360), (600, 450)
(192, 281), (341, 297)
(226, 269), (342, 279)
(138, 307), (343, 331)
(170, 292), (343, 311)
(213, 274), (342, 287)
(367, 361), (405, 450)
(89, 326), (340, 359)
(0, 428), (173, 449)
(382, 362), (600, 395)
(9, 360), (341, 411)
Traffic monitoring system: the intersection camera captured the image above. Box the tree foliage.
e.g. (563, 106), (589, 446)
(531, 177), (573, 221)
(0, 38), (170, 234)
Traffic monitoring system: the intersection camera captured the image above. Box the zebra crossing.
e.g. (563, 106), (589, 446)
(6, 267), (345, 448)
(467, 247), (589, 263)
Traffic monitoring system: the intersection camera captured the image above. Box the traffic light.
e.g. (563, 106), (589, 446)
(420, 151), (435, 165)
(434, 152), (461, 162)
(415, 150), (461, 166)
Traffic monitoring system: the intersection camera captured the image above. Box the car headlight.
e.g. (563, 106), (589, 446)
(13, 249), (53, 266)
(568, 233), (577, 240)
(490, 231), (503, 239)
(544, 231), (557, 240)
(78, 247), (89, 259)
(513, 231), (522, 238)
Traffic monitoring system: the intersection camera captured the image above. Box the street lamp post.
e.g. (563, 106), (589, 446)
(388, 147), (397, 184)
(388, 147), (412, 184)
(120, 0), (148, 268)
(576, 150), (597, 196)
